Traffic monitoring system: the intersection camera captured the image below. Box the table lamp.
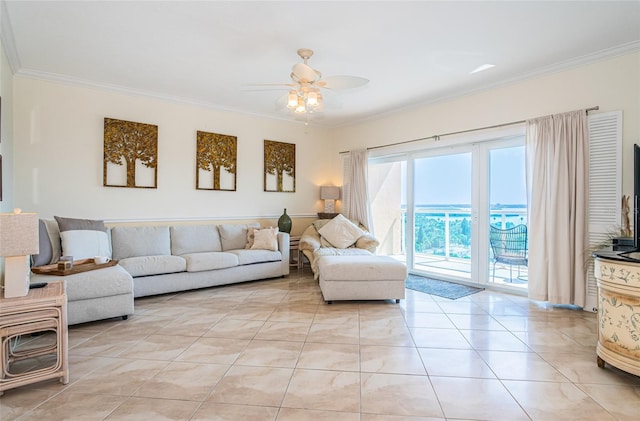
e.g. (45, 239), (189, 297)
(320, 186), (340, 213)
(0, 208), (39, 298)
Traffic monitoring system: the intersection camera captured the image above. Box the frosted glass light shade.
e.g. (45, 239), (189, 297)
(287, 90), (298, 108)
(307, 91), (319, 106)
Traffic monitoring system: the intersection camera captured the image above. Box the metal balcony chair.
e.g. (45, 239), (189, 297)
(489, 224), (528, 282)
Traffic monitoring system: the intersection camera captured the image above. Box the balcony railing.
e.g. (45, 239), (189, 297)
(392, 207), (528, 284)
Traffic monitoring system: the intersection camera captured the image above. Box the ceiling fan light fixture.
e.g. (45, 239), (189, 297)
(287, 90), (298, 108)
(307, 91), (319, 106)
(295, 96), (306, 113)
(251, 48), (368, 121)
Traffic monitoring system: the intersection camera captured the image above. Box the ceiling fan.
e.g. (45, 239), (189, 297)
(250, 48), (369, 116)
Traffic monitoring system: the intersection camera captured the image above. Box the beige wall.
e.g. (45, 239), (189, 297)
(331, 52), (640, 196)
(12, 77), (336, 231)
(0, 37), (13, 213)
(8, 52), (640, 232)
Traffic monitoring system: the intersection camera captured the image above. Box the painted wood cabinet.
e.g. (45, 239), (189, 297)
(594, 257), (640, 376)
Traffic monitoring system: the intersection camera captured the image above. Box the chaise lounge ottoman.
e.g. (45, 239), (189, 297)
(317, 255), (407, 303)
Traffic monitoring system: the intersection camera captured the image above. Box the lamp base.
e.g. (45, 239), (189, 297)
(3, 255), (30, 298)
(324, 199), (336, 213)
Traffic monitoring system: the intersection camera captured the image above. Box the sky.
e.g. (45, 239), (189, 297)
(401, 146), (527, 207)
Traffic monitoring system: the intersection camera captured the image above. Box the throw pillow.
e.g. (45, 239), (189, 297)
(219, 223), (260, 251)
(54, 216), (111, 260)
(245, 227), (258, 249)
(31, 219), (53, 267)
(312, 219), (332, 230)
(356, 233), (380, 251)
(317, 214), (364, 249)
(250, 227), (279, 251)
(320, 236), (337, 248)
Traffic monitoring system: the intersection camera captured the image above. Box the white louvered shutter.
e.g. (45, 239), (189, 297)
(586, 111), (622, 311)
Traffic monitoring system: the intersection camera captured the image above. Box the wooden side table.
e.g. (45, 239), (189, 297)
(317, 213), (340, 219)
(290, 236), (302, 268)
(0, 280), (69, 395)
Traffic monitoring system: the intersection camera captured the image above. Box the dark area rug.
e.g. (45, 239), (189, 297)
(405, 274), (484, 300)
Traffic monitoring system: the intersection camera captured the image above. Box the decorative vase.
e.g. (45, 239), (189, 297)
(278, 208), (292, 233)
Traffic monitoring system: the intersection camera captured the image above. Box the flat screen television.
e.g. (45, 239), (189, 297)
(619, 144), (640, 260)
(635, 143), (640, 249)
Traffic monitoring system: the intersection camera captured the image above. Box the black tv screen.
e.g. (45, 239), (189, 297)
(635, 144), (640, 249)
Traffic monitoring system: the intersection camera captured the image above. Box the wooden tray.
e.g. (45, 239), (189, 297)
(31, 258), (118, 276)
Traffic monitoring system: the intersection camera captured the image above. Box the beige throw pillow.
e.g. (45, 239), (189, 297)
(317, 214), (364, 249)
(246, 227), (257, 249)
(250, 227), (279, 251)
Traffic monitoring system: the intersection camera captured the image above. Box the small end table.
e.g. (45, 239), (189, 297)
(1, 280), (69, 395)
(317, 213), (340, 219)
(289, 236), (303, 268)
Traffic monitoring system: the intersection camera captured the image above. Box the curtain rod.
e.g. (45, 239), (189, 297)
(340, 106), (599, 154)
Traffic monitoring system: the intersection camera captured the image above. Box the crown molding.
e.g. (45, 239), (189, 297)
(0, 0), (21, 74)
(10, 38), (640, 130)
(335, 40), (640, 129)
(14, 67), (320, 127)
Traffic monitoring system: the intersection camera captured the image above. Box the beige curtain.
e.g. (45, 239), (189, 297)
(344, 148), (372, 230)
(525, 109), (588, 307)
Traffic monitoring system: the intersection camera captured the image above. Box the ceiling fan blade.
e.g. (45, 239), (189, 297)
(242, 83), (296, 88)
(291, 62), (320, 83)
(241, 83), (296, 92)
(318, 75), (369, 90)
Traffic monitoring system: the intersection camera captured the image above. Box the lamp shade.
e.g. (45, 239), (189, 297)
(0, 209), (39, 257)
(320, 186), (340, 200)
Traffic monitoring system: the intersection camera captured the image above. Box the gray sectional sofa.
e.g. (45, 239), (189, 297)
(30, 220), (289, 325)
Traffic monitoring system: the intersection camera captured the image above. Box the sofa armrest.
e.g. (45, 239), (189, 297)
(278, 232), (290, 276)
(356, 233), (380, 253)
(299, 224), (321, 252)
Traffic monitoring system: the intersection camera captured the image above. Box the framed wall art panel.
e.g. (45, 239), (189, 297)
(103, 118), (158, 188)
(196, 131), (237, 191)
(264, 140), (295, 192)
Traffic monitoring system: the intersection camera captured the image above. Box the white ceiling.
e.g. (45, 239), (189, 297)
(2, 1), (639, 127)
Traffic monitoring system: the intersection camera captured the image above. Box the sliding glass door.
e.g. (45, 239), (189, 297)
(413, 151), (473, 281)
(368, 135), (527, 289)
(488, 144), (528, 288)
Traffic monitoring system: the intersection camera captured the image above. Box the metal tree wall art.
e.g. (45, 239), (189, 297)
(264, 140), (295, 192)
(196, 131), (237, 191)
(103, 118), (158, 188)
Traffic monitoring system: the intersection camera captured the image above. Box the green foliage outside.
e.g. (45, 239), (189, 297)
(411, 212), (524, 259)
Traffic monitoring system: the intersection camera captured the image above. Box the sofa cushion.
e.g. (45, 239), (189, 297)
(112, 226), (171, 260)
(318, 214), (364, 249)
(118, 255), (186, 277)
(182, 252), (238, 272)
(171, 224), (222, 255)
(228, 249), (282, 266)
(318, 255), (407, 282)
(250, 227), (279, 251)
(219, 223), (260, 251)
(54, 216), (112, 260)
(30, 265), (133, 302)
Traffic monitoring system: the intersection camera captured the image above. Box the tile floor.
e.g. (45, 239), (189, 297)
(2, 268), (639, 420)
